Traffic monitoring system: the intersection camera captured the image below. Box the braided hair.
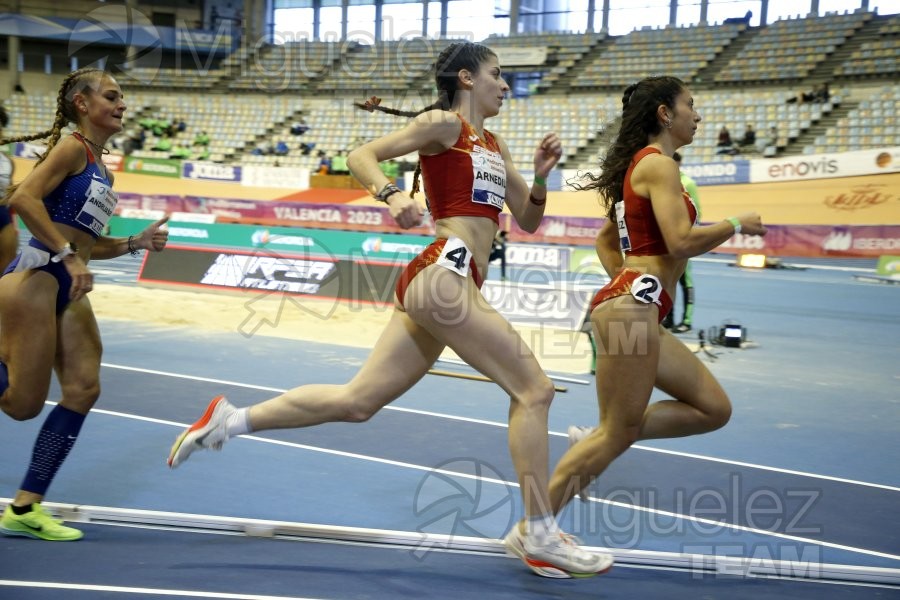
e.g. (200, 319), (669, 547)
(2, 68), (107, 203)
(354, 42), (497, 197)
(576, 76), (686, 220)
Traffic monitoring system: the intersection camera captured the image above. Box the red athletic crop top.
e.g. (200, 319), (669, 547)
(419, 113), (506, 225)
(615, 147), (698, 256)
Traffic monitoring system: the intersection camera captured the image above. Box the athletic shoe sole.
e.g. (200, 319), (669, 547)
(503, 528), (613, 579)
(167, 395), (228, 468)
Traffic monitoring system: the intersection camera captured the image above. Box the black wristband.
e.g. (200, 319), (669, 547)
(374, 182), (402, 203)
(529, 192), (546, 206)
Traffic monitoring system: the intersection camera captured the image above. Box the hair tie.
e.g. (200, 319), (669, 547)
(361, 96), (382, 112)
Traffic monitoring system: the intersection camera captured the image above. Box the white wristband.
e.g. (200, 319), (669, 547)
(727, 216), (742, 234)
(51, 243), (76, 263)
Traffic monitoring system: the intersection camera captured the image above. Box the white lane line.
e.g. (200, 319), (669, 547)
(0, 580), (328, 599)
(99, 362), (900, 493)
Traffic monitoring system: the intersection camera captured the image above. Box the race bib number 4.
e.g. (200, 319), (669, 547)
(437, 237), (471, 278)
(630, 273), (663, 306)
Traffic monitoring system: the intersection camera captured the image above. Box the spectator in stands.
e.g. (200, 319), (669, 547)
(165, 41), (611, 580)
(814, 83), (830, 104)
(715, 125), (736, 155)
(151, 118), (170, 137)
(558, 75), (766, 530)
(253, 139), (272, 156)
(787, 88), (815, 104)
(738, 123), (756, 148)
(290, 119), (309, 136)
(0, 67), (169, 542)
(169, 143), (192, 160)
(330, 150), (348, 174)
(151, 136), (172, 152)
(299, 142), (315, 155)
(662, 152), (700, 333)
(765, 125), (778, 146)
(489, 229), (508, 281)
(127, 126), (145, 151)
(379, 158), (399, 181)
(193, 131), (210, 146)
(0, 106), (18, 272)
(274, 140), (290, 156)
(716, 125), (732, 147)
(317, 151), (331, 174)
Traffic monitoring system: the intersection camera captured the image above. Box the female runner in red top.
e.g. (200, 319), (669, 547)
(552, 76), (766, 517)
(167, 42), (612, 579)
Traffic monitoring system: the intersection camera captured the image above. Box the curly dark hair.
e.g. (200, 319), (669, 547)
(576, 76), (686, 220)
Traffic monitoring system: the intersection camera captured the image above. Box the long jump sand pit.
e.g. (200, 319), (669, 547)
(91, 283), (595, 376)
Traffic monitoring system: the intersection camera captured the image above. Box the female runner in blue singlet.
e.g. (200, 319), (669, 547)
(0, 68), (169, 541)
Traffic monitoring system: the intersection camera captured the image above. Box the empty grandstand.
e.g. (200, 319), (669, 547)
(0, 1), (897, 170)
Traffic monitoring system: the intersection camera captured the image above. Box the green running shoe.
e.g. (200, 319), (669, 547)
(0, 503), (83, 541)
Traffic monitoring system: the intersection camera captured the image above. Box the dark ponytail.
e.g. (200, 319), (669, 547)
(574, 76), (685, 220)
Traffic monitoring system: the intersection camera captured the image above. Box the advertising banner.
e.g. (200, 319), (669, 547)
(749, 147), (900, 183)
(102, 154), (125, 172)
(715, 224), (900, 257)
(699, 174), (900, 225)
(681, 160), (751, 185)
(139, 246), (403, 308)
(183, 161), (242, 183)
(507, 216), (602, 247)
(482, 281), (595, 331)
(242, 165), (311, 189)
(116, 192), (186, 214)
(124, 157), (181, 178)
(182, 197), (435, 235)
(494, 46), (548, 66)
(108, 217), (430, 262)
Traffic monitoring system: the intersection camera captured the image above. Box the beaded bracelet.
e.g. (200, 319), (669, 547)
(127, 235), (141, 257)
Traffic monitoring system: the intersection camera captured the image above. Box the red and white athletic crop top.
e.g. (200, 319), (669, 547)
(615, 147), (698, 256)
(419, 113), (506, 225)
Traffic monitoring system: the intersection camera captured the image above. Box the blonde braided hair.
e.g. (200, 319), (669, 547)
(2, 68), (107, 203)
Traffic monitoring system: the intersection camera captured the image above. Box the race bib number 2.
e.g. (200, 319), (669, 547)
(437, 237), (471, 278)
(630, 273), (663, 306)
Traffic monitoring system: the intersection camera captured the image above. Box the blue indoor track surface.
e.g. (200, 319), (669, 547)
(1, 254), (898, 599)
